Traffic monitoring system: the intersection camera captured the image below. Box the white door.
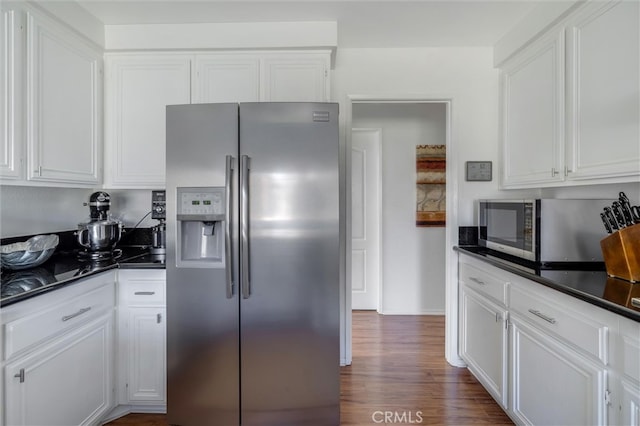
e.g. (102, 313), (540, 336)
(351, 128), (381, 310)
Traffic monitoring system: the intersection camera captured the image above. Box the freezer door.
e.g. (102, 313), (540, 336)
(239, 103), (340, 425)
(166, 103), (240, 426)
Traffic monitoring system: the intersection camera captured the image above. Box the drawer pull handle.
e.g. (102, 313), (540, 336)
(469, 277), (486, 285)
(528, 309), (556, 324)
(631, 298), (640, 309)
(134, 291), (155, 296)
(14, 368), (25, 383)
(61, 307), (91, 322)
(157, 313), (162, 324)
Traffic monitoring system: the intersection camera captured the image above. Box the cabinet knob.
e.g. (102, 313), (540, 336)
(14, 368), (25, 383)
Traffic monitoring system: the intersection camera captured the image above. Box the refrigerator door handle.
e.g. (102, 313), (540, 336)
(240, 155), (251, 299)
(225, 155), (235, 299)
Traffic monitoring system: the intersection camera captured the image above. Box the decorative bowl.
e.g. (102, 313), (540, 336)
(0, 235), (59, 270)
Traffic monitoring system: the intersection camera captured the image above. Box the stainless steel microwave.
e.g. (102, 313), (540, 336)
(478, 199), (613, 264)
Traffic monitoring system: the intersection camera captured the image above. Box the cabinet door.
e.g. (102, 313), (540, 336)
(500, 30), (565, 188)
(193, 54), (259, 103)
(459, 287), (508, 408)
(105, 54), (191, 188)
(127, 307), (166, 403)
(0, 7), (21, 180)
(4, 314), (114, 426)
(262, 53), (329, 102)
(26, 11), (102, 185)
(620, 378), (640, 426)
(510, 316), (608, 426)
(566, 0), (640, 181)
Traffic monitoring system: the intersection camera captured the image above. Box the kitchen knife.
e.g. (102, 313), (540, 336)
(604, 207), (620, 231)
(619, 200), (636, 226)
(631, 205), (640, 224)
(600, 212), (613, 234)
(618, 191), (636, 226)
(612, 201), (627, 228)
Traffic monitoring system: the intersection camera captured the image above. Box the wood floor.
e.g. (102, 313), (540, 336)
(107, 311), (512, 425)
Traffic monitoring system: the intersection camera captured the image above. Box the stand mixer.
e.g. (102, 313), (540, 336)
(150, 190), (166, 256)
(76, 191), (123, 259)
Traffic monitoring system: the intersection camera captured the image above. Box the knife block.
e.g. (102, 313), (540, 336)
(600, 223), (640, 283)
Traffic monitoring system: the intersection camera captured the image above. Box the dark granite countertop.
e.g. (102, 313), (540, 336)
(1, 229), (165, 307)
(455, 245), (640, 322)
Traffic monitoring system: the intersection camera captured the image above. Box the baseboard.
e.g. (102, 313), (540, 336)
(101, 404), (167, 424)
(378, 309), (445, 315)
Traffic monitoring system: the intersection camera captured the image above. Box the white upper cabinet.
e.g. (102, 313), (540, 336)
(104, 54), (191, 188)
(262, 53), (329, 102)
(0, 7), (22, 180)
(26, 10), (102, 185)
(193, 54), (260, 103)
(565, 0), (640, 181)
(499, 0), (640, 189)
(500, 30), (565, 187)
(0, 5), (102, 186)
(193, 52), (329, 104)
(106, 51), (330, 188)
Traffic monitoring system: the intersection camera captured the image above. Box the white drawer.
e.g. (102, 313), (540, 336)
(510, 282), (609, 364)
(460, 261), (508, 305)
(4, 281), (114, 360)
(118, 270), (166, 306)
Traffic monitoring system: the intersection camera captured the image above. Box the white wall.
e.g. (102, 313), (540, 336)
(107, 189), (158, 228)
(0, 186), (158, 238)
(0, 186), (92, 237)
(331, 47), (534, 227)
(352, 103), (447, 314)
(331, 46), (511, 365)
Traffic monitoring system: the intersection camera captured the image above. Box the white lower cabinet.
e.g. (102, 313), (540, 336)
(0, 271), (116, 426)
(619, 378), (640, 426)
(613, 316), (640, 426)
(4, 314), (114, 426)
(509, 315), (608, 425)
(126, 307), (166, 403)
(459, 257), (509, 408)
(116, 269), (167, 410)
(458, 253), (640, 426)
(460, 289), (508, 408)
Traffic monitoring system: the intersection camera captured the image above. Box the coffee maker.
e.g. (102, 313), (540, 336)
(150, 190), (166, 256)
(76, 191), (123, 259)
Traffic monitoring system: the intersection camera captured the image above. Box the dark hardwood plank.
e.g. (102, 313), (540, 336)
(106, 311), (512, 425)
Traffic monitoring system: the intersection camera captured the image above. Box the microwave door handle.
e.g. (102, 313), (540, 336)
(225, 155), (235, 299)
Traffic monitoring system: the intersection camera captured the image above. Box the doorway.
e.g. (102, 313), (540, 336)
(344, 96), (458, 366)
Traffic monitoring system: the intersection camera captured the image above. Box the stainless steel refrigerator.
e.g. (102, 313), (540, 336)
(165, 103), (341, 426)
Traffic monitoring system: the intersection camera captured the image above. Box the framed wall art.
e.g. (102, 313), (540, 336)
(416, 145), (446, 227)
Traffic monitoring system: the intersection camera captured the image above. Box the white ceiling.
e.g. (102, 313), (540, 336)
(75, 0), (541, 48)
